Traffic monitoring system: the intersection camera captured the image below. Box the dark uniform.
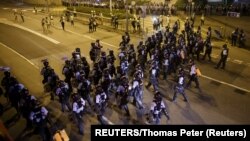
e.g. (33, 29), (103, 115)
(150, 92), (170, 125)
(215, 44), (229, 69)
(72, 94), (85, 135)
(146, 66), (159, 92)
(116, 77), (130, 117)
(173, 72), (188, 103)
(55, 81), (72, 112)
(202, 39), (212, 61)
(29, 104), (49, 141)
(95, 86), (107, 124)
(186, 62), (200, 89)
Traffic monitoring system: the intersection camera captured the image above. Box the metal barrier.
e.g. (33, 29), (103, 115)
(65, 10), (134, 33)
(227, 12), (240, 17)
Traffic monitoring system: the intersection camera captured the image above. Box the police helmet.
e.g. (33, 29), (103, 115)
(21, 88), (29, 95)
(223, 44), (227, 48)
(121, 76), (128, 82)
(72, 93), (80, 102)
(58, 80), (64, 86)
(103, 68), (109, 73)
(101, 51), (106, 56)
(65, 60), (70, 64)
(4, 71), (10, 77)
(136, 64), (141, 70)
(96, 85), (103, 93)
(43, 60), (49, 66)
(10, 77), (18, 85)
(109, 50), (114, 54)
(154, 94), (162, 102)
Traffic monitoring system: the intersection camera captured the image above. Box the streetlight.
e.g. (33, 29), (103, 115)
(191, 2), (194, 17)
(123, 0), (129, 33)
(45, 0), (49, 13)
(141, 5), (147, 40)
(188, 0), (192, 18)
(110, 0), (112, 14)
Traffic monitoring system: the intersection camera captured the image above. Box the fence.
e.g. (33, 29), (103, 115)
(65, 10), (139, 34)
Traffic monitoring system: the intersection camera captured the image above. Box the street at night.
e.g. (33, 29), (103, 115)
(0, 0), (249, 141)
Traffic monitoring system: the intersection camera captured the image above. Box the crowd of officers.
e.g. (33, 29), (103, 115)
(1, 71), (50, 141)
(38, 16), (215, 129)
(0, 14), (231, 141)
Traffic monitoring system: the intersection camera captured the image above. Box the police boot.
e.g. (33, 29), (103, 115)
(50, 92), (54, 101)
(132, 99), (136, 106)
(125, 110), (130, 117)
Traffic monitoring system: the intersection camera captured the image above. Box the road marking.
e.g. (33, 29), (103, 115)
(211, 54), (218, 58)
(83, 34), (118, 49)
(62, 25), (250, 93)
(3, 8), (10, 10)
(201, 75), (250, 93)
(12, 23), (60, 44)
(4, 14), (249, 93)
(102, 116), (114, 125)
(0, 42), (39, 69)
(0, 19), (60, 45)
(65, 28), (118, 49)
(232, 59), (243, 64)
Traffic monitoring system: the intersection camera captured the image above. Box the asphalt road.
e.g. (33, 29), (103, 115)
(0, 1), (250, 141)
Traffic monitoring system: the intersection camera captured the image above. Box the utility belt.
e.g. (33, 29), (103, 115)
(153, 112), (161, 119)
(175, 85), (184, 91)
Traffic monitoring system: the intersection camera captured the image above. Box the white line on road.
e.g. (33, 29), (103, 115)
(66, 29), (118, 49)
(62, 24), (250, 93)
(211, 54), (219, 58)
(0, 42), (39, 69)
(3, 15), (249, 93)
(201, 75), (250, 93)
(232, 59), (243, 64)
(11, 23), (60, 44)
(102, 116), (114, 125)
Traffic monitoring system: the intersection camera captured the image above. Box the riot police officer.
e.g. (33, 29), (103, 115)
(202, 38), (212, 61)
(19, 88), (36, 130)
(150, 91), (170, 125)
(72, 93), (85, 135)
(215, 44), (229, 69)
(1, 71), (14, 101)
(29, 102), (49, 141)
(47, 69), (59, 100)
(55, 80), (72, 112)
(101, 69), (111, 98)
(131, 73), (144, 109)
(186, 61), (200, 89)
(62, 60), (73, 92)
(173, 71), (188, 103)
(95, 85), (107, 124)
(77, 74), (92, 107)
(40, 60), (51, 84)
(116, 76), (130, 117)
(146, 65), (159, 92)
